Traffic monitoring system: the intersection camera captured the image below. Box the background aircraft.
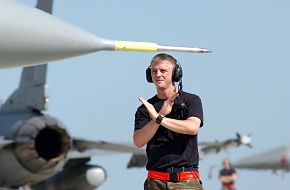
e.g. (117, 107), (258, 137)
(233, 145), (290, 172)
(1, 0), (289, 189)
(199, 133), (252, 159)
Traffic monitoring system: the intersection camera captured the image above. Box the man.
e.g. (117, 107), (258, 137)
(219, 158), (237, 190)
(134, 53), (204, 190)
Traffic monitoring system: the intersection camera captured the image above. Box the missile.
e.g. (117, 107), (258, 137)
(0, 0), (211, 69)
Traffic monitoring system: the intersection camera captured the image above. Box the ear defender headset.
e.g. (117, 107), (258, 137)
(145, 54), (188, 119)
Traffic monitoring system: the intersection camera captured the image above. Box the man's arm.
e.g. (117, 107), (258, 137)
(219, 173), (238, 183)
(160, 116), (201, 135)
(133, 97), (162, 148)
(134, 94), (201, 142)
(133, 120), (159, 148)
(134, 115), (201, 148)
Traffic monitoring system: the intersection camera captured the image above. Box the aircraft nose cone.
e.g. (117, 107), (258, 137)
(0, 0), (113, 68)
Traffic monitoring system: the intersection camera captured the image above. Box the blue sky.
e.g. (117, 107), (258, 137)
(1, 0), (290, 189)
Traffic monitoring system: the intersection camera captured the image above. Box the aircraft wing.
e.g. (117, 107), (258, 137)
(68, 137), (147, 168)
(198, 141), (222, 147)
(68, 137), (145, 158)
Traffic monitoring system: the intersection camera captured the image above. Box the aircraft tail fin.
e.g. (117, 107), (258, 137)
(0, 65), (49, 113)
(36, 0), (53, 13)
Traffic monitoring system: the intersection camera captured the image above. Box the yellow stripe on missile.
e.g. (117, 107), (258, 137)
(114, 41), (158, 52)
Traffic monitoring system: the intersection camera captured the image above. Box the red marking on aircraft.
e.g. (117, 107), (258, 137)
(280, 156), (288, 166)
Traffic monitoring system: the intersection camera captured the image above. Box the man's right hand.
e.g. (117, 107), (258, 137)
(159, 92), (179, 116)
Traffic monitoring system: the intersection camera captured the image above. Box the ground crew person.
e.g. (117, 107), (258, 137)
(134, 53), (204, 190)
(219, 158), (237, 190)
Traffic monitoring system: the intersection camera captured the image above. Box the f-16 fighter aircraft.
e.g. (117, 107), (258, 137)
(233, 145), (290, 172)
(0, 0), (210, 69)
(0, 1), (145, 189)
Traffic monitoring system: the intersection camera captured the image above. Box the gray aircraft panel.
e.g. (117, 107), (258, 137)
(20, 65), (47, 87)
(36, 0), (53, 13)
(0, 65), (49, 113)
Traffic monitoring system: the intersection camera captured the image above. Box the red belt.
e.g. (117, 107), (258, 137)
(148, 170), (200, 182)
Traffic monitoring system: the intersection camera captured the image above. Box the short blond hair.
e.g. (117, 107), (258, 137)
(150, 53), (177, 67)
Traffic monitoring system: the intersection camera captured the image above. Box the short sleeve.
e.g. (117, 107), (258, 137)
(186, 94), (204, 127)
(134, 105), (151, 131)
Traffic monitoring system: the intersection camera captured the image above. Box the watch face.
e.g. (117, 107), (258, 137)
(156, 115), (164, 124)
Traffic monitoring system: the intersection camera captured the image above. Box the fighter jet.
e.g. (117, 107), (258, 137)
(0, 0), (210, 69)
(0, 1), (145, 189)
(233, 145), (290, 172)
(198, 133), (252, 159)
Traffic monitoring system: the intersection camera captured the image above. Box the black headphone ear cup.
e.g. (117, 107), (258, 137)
(172, 64), (183, 82)
(146, 67), (153, 83)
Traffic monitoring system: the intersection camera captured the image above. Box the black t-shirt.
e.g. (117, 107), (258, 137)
(219, 168), (237, 184)
(134, 91), (203, 171)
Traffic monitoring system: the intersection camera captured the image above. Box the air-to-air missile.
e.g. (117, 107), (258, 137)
(233, 145), (290, 171)
(0, 0), (211, 69)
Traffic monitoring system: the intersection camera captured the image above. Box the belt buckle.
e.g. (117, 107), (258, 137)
(169, 172), (179, 182)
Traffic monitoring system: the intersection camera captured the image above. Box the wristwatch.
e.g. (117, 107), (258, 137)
(156, 114), (164, 124)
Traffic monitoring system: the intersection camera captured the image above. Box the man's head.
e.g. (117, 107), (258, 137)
(146, 53), (183, 89)
(223, 158), (233, 169)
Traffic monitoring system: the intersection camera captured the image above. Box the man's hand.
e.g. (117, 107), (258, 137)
(159, 92), (179, 116)
(139, 97), (158, 120)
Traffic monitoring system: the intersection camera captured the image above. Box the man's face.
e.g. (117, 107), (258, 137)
(223, 159), (231, 169)
(150, 60), (174, 90)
